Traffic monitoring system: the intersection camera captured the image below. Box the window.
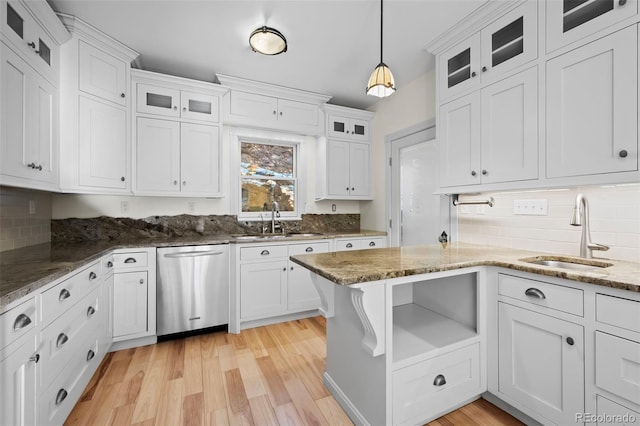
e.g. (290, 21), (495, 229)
(240, 140), (298, 218)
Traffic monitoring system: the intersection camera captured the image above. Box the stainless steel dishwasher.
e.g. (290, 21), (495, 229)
(156, 245), (229, 336)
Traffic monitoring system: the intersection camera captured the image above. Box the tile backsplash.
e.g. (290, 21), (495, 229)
(0, 187), (52, 252)
(457, 184), (640, 263)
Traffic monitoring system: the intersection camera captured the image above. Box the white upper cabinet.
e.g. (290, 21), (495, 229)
(327, 114), (370, 141)
(439, 1), (537, 102)
(78, 41), (127, 106)
(546, 25), (637, 179)
(218, 73), (330, 135)
(132, 69), (227, 197)
(546, 0), (638, 53)
(58, 14), (139, 194)
(439, 66), (538, 188)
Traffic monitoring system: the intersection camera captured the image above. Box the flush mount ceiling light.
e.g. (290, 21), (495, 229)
(249, 26), (287, 55)
(366, 0), (396, 98)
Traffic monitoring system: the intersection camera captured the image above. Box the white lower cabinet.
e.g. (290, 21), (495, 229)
(498, 302), (584, 425)
(596, 395), (640, 425)
(0, 333), (38, 426)
(113, 271), (148, 338)
(334, 236), (387, 251)
(240, 261), (288, 320)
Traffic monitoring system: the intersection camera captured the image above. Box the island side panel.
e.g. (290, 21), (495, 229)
(324, 283), (387, 425)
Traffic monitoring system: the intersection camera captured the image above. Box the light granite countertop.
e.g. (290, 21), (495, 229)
(290, 242), (640, 292)
(0, 230), (386, 311)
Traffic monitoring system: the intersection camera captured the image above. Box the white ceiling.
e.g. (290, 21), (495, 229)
(47, 0), (486, 109)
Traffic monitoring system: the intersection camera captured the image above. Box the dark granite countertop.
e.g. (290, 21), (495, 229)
(290, 242), (640, 292)
(0, 231), (386, 311)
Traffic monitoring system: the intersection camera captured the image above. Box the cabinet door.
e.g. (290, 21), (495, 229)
(439, 34), (481, 102)
(498, 303), (584, 425)
(113, 271), (148, 337)
(327, 114), (350, 139)
(350, 118), (370, 141)
(136, 83), (180, 117)
(78, 96), (128, 190)
(277, 99), (319, 128)
(546, 26), (637, 178)
(180, 123), (220, 195)
(348, 142), (370, 197)
(326, 140), (350, 196)
(439, 92), (481, 187)
(78, 41), (127, 106)
(229, 91), (278, 122)
(480, 66), (538, 184)
(480, 1), (537, 82)
(287, 242), (329, 312)
(29, 68), (56, 185)
(0, 334), (37, 426)
(240, 261), (287, 320)
(135, 117), (180, 193)
(546, 0), (637, 53)
(180, 90), (219, 123)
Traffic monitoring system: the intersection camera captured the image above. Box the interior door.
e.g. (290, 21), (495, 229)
(388, 123), (451, 247)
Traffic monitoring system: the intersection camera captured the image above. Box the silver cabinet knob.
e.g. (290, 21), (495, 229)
(29, 353), (40, 363)
(183, 181), (186, 186)
(107, 261), (113, 268)
(471, 171), (477, 177)
(27, 41), (36, 49)
(471, 71), (477, 77)
(121, 176), (125, 182)
(120, 93), (125, 98)
(173, 106), (177, 111)
(273, 110), (277, 115)
(566, 337), (575, 345)
(619, 150), (628, 158)
(290, 266), (294, 271)
(183, 107), (187, 111)
(619, 0), (627, 5)
(173, 180), (178, 185)
(88, 271), (97, 280)
(482, 66), (488, 72)
(279, 111), (283, 116)
(139, 279), (144, 284)
(482, 169), (488, 176)
(282, 267), (286, 271)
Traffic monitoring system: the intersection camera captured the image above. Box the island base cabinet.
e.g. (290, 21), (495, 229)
(393, 343), (481, 425)
(498, 302), (584, 425)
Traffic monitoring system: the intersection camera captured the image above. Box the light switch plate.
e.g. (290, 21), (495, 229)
(514, 199), (548, 215)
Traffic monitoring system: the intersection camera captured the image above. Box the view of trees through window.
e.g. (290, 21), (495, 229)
(240, 142), (296, 213)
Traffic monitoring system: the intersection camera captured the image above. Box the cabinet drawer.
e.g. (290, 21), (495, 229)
(0, 297), (36, 349)
(360, 237), (386, 249)
(596, 294), (640, 334)
(498, 274), (583, 316)
(113, 251), (148, 269)
(393, 343), (480, 425)
(597, 395), (640, 425)
(288, 241), (330, 255)
(240, 244), (288, 261)
(40, 262), (101, 325)
(596, 332), (640, 405)
(40, 286), (101, 390)
(335, 239), (360, 251)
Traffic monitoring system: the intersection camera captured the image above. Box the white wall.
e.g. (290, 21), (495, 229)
(52, 128), (359, 219)
(458, 184), (640, 263)
(361, 70), (437, 231)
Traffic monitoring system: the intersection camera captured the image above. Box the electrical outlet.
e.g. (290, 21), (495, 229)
(188, 201), (196, 212)
(120, 201), (129, 214)
(514, 199), (548, 215)
(331, 204), (337, 212)
(28, 200), (36, 215)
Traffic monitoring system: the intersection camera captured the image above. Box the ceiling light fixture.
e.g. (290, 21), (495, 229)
(249, 26), (287, 55)
(366, 0), (396, 98)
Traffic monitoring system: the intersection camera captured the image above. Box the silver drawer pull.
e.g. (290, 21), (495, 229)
(86, 349), (95, 361)
(433, 374), (447, 386)
(124, 257), (137, 263)
(59, 288), (71, 301)
(261, 250), (270, 256)
(346, 243), (353, 248)
(88, 271), (97, 280)
(13, 313), (32, 330)
(525, 288), (546, 299)
(305, 247), (314, 253)
(369, 241), (376, 247)
(55, 389), (68, 406)
(87, 306), (96, 317)
(57, 333), (69, 348)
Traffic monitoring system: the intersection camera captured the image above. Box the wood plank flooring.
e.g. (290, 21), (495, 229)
(65, 316), (523, 426)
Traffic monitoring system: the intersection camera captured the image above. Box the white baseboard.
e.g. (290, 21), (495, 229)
(239, 310), (319, 331)
(323, 372), (370, 426)
(109, 335), (157, 351)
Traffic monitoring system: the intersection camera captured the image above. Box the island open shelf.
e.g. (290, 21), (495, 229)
(391, 272), (479, 368)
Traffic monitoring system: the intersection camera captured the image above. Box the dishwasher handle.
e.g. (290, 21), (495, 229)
(163, 250), (225, 259)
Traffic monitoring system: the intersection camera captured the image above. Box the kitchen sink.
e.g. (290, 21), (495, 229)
(284, 233), (324, 237)
(520, 256), (613, 271)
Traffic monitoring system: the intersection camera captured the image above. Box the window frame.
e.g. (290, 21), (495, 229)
(230, 128), (305, 221)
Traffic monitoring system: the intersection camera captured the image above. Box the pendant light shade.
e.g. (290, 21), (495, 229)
(366, 0), (395, 97)
(249, 26), (287, 55)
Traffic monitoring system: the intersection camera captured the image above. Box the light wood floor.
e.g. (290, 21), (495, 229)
(65, 316), (523, 426)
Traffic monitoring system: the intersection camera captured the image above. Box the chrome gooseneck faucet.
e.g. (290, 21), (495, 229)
(271, 201), (281, 233)
(570, 193), (609, 259)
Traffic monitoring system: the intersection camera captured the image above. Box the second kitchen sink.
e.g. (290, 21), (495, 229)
(520, 256), (613, 271)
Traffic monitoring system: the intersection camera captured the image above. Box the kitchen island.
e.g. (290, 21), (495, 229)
(290, 243), (640, 425)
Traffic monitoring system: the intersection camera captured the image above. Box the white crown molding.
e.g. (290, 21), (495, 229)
(323, 103), (374, 118)
(217, 74), (332, 105)
(131, 68), (228, 95)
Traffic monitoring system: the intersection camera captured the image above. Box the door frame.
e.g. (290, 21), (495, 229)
(385, 119), (457, 246)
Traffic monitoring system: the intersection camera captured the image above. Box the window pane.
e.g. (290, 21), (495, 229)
(241, 179), (295, 212)
(241, 142), (294, 178)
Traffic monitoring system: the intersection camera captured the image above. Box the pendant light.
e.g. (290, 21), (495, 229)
(249, 26), (287, 55)
(366, 0), (396, 97)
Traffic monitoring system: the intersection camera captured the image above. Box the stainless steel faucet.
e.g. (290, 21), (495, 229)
(570, 193), (609, 259)
(271, 201), (281, 233)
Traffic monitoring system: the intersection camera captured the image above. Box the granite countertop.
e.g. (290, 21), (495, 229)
(290, 242), (640, 292)
(0, 230), (386, 311)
